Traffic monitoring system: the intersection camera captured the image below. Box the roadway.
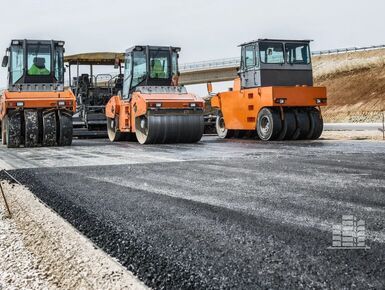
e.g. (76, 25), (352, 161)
(1, 137), (385, 288)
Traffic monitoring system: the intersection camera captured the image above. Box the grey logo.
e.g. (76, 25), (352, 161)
(328, 215), (370, 250)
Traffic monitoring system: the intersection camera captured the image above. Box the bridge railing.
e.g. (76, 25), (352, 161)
(312, 44), (385, 55)
(180, 57), (240, 72)
(180, 44), (385, 72)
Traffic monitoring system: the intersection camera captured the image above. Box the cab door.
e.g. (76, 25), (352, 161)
(240, 44), (258, 89)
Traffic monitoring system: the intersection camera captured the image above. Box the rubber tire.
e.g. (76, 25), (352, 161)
(307, 109), (324, 140)
(257, 108), (282, 141)
(283, 110), (297, 140)
(24, 110), (39, 147)
(215, 113), (234, 139)
(5, 112), (22, 148)
(57, 110), (73, 146)
(42, 111), (57, 146)
(292, 110), (310, 140)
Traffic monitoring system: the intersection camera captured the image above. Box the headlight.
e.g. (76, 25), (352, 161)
(275, 98), (286, 104)
(316, 98), (327, 104)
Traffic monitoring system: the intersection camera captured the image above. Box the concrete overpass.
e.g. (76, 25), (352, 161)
(179, 57), (239, 85)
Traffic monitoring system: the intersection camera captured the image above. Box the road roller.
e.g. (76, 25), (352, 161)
(211, 39), (327, 141)
(105, 45), (204, 144)
(0, 39), (76, 148)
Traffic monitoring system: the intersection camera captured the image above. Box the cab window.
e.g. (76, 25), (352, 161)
(27, 44), (51, 76)
(122, 55), (132, 98)
(245, 45), (255, 68)
(131, 51), (147, 87)
(285, 43), (311, 64)
(54, 47), (64, 82)
(149, 50), (169, 79)
(11, 46), (24, 84)
(171, 52), (178, 75)
(259, 42), (284, 64)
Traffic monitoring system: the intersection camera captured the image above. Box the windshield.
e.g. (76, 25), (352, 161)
(132, 51), (147, 87)
(10, 46), (24, 84)
(149, 50), (170, 79)
(285, 43), (311, 64)
(259, 42), (284, 64)
(27, 44), (51, 76)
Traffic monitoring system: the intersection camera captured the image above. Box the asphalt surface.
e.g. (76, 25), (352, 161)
(1, 137), (385, 289)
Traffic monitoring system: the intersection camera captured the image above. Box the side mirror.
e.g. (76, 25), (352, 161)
(2, 55), (8, 67)
(114, 57), (120, 69)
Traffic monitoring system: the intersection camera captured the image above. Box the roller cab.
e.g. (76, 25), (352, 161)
(211, 39), (327, 141)
(0, 40), (76, 148)
(105, 45), (204, 144)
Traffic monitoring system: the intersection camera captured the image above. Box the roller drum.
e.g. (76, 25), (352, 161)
(135, 113), (204, 144)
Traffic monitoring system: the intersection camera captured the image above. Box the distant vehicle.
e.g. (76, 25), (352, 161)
(1, 39), (76, 148)
(64, 52), (125, 137)
(211, 39), (327, 141)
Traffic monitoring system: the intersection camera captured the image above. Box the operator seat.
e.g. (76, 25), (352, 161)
(151, 60), (166, 78)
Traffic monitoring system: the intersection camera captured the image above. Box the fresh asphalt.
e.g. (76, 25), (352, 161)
(1, 137), (384, 289)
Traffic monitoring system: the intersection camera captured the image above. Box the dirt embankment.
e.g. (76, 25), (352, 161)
(313, 49), (385, 122)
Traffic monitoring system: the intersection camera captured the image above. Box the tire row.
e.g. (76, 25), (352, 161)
(216, 107), (323, 141)
(1, 109), (73, 148)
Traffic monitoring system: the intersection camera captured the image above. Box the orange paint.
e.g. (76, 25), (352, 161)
(211, 78), (327, 130)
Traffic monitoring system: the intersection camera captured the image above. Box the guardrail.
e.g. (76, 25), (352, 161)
(180, 57), (240, 72)
(312, 44), (385, 55)
(180, 44), (385, 72)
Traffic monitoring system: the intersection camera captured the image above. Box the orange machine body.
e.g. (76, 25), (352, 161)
(105, 91), (204, 133)
(0, 90), (76, 120)
(211, 78), (327, 130)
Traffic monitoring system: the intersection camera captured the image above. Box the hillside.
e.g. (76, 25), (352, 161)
(313, 49), (385, 122)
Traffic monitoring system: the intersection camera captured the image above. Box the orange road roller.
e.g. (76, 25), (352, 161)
(105, 45), (204, 144)
(211, 39), (327, 141)
(0, 40), (76, 148)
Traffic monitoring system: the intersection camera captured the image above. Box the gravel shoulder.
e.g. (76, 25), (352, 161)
(0, 180), (147, 290)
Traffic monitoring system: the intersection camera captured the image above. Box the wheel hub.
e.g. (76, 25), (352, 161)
(260, 116), (270, 135)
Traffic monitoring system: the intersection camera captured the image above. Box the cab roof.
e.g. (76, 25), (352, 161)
(239, 38), (312, 47)
(125, 45), (181, 54)
(64, 52), (125, 65)
(10, 39), (64, 46)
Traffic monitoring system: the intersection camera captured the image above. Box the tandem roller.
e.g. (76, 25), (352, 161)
(105, 45), (205, 145)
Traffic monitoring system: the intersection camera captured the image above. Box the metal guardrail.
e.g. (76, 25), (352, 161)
(179, 44), (385, 72)
(312, 44), (385, 55)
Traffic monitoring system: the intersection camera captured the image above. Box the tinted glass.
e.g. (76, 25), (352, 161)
(245, 45), (255, 68)
(149, 50), (169, 79)
(27, 44), (51, 75)
(54, 47), (64, 82)
(172, 52), (178, 75)
(11, 46), (24, 84)
(132, 51), (147, 87)
(259, 42), (284, 64)
(285, 43), (311, 64)
(123, 55), (132, 98)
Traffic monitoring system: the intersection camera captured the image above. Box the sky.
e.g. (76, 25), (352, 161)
(1, 0), (385, 95)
